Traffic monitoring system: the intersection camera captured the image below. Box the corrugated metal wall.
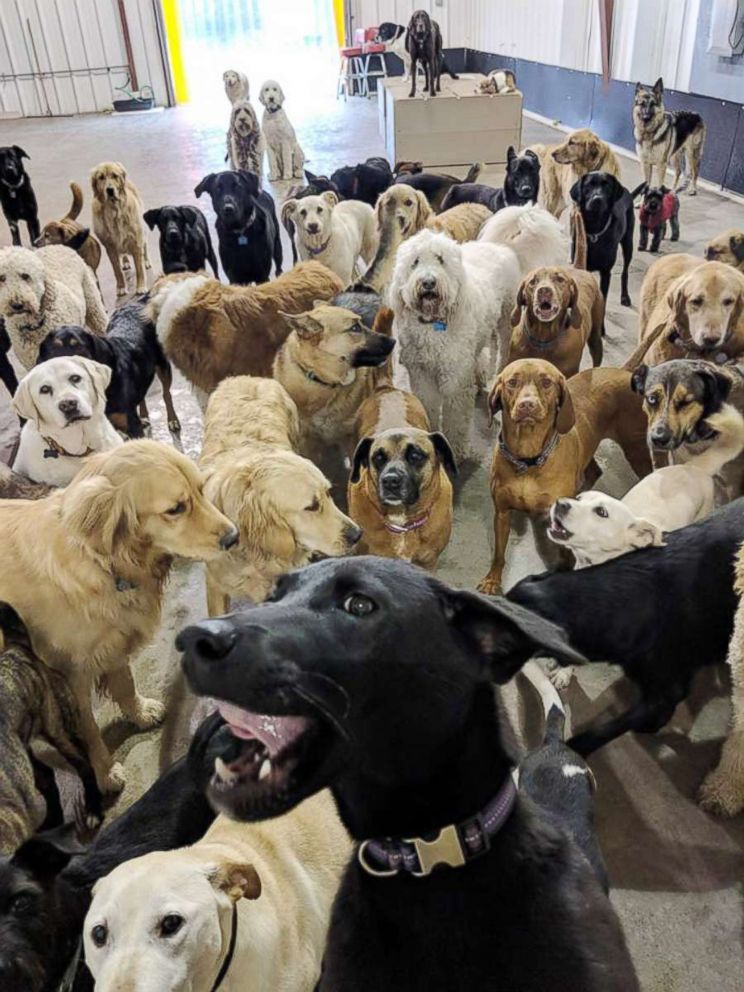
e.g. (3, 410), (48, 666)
(0, 0), (169, 117)
(352, 1), (461, 45)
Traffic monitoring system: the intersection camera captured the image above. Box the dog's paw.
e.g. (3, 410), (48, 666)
(132, 695), (166, 729)
(135, 283), (147, 294)
(698, 771), (744, 817)
(477, 576), (502, 596)
(116, 286), (127, 298)
(687, 188), (697, 197)
(101, 762), (126, 794)
(168, 416), (182, 433)
(548, 665), (574, 690)
(121, 256), (132, 270)
(620, 295), (631, 307)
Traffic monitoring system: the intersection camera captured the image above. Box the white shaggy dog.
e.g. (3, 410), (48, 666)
(0, 245), (107, 369)
(478, 203), (569, 276)
(223, 69), (250, 104)
(390, 229), (521, 460)
(84, 792), (349, 992)
(227, 99), (264, 177)
(283, 191), (377, 286)
(546, 404), (744, 567)
(12, 356), (123, 486)
(258, 80), (305, 181)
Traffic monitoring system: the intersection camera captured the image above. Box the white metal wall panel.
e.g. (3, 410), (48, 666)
(352, 1), (459, 46)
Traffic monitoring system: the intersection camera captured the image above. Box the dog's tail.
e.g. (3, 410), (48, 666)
(522, 660), (568, 743)
(63, 181), (84, 222)
(685, 403), (744, 478)
(571, 207), (587, 270)
(622, 319), (669, 371)
(463, 162), (483, 184)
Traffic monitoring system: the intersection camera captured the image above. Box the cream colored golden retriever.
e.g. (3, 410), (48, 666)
(529, 129), (621, 217)
(91, 162), (150, 297)
(0, 440), (237, 792)
(199, 376), (362, 615)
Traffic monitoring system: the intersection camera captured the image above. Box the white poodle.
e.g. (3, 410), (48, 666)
(0, 245), (107, 369)
(223, 69), (249, 104)
(479, 203), (569, 275)
(390, 229), (521, 460)
(283, 191), (377, 286)
(258, 80), (305, 181)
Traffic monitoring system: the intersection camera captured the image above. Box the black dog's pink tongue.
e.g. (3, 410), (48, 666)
(217, 702), (308, 756)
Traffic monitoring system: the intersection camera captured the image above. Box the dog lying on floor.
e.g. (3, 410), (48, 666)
(35, 181), (102, 277)
(348, 385), (456, 569)
(330, 156), (393, 206)
(479, 359), (651, 594)
(149, 262), (343, 395)
(440, 147), (540, 213)
(199, 375), (361, 614)
(178, 556), (638, 992)
(84, 792), (349, 992)
(705, 229), (744, 270)
(283, 191), (377, 286)
(394, 162), (482, 211)
(12, 356), (123, 487)
(143, 204), (219, 277)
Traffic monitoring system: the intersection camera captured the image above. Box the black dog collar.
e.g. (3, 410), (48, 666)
(210, 902), (239, 992)
(498, 431), (559, 474)
(521, 313), (570, 349)
(298, 363), (338, 388)
(668, 327), (730, 365)
(358, 775), (517, 877)
(585, 213), (614, 243)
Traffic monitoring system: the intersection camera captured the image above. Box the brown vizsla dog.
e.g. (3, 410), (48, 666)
(508, 266), (604, 377)
(479, 359), (651, 594)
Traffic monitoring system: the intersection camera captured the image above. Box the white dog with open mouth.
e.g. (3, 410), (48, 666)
(282, 191), (377, 286)
(390, 228), (520, 461)
(84, 792), (349, 992)
(223, 69), (250, 104)
(258, 80), (305, 181)
(12, 356), (123, 486)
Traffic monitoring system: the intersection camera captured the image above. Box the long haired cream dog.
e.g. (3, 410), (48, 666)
(223, 68), (250, 104)
(90, 161), (151, 297)
(0, 440), (238, 793)
(282, 192), (377, 286)
(258, 80), (305, 181)
(84, 792), (349, 992)
(478, 203), (569, 277)
(199, 376), (361, 615)
(12, 356), (123, 487)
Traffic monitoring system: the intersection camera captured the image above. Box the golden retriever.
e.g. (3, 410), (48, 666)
(529, 129), (621, 217)
(91, 162), (150, 297)
(0, 440), (237, 792)
(199, 376), (362, 615)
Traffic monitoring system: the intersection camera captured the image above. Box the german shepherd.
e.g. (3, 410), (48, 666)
(633, 77), (705, 195)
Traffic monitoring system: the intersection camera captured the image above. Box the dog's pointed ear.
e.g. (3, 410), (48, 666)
(12, 374), (41, 425)
(487, 373), (504, 428)
(304, 169), (318, 183)
(194, 174), (216, 198)
(143, 208), (161, 230)
(430, 432), (457, 477)
(659, 185), (670, 195)
(556, 376), (575, 434)
(321, 190), (339, 209)
(208, 862), (261, 903)
(506, 145), (516, 166)
(12, 824), (87, 879)
(630, 181), (647, 199)
(628, 518), (665, 550)
(440, 587), (587, 684)
(350, 436), (374, 484)
(238, 170), (259, 196)
(567, 277), (582, 328)
(630, 364), (649, 395)
(731, 234), (744, 263)
(277, 309), (323, 341)
(510, 278), (528, 326)
(79, 357), (112, 405)
(12, 145), (29, 160)
(700, 366), (733, 408)
(653, 77), (664, 98)
(634, 81), (643, 94)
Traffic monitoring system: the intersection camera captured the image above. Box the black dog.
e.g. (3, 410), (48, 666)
(37, 298), (180, 437)
(194, 170), (282, 284)
(143, 204), (219, 277)
(440, 147), (540, 212)
(571, 171), (634, 306)
(330, 157), (393, 206)
(406, 9), (458, 98)
(0, 146), (39, 246)
(395, 162), (482, 212)
(0, 318), (18, 399)
(509, 498), (744, 756)
(178, 556), (638, 992)
(630, 182), (680, 253)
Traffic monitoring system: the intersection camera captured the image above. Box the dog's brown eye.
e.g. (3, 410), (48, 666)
(0, 274), (5, 282)
(305, 497), (320, 512)
(411, 258), (418, 268)
(689, 296), (704, 307)
(20, 272), (30, 281)
(722, 297), (735, 306)
(540, 378), (553, 388)
(404, 198), (413, 206)
(371, 450), (387, 469)
(159, 914), (184, 938)
(40, 384), (52, 395)
(507, 378), (518, 388)
(436, 254), (444, 265)
(91, 924), (108, 947)
(343, 593), (376, 617)
(166, 501), (186, 516)
(407, 447), (426, 464)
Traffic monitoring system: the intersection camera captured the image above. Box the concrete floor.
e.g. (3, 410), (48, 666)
(1, 86), (743, 991)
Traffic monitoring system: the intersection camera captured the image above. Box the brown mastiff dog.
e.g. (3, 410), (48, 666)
(479, 359), (651, 594)
(348, 386), (456, 569)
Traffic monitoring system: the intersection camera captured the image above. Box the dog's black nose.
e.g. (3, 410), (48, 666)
(650, 425), (672, 448)
(307, 222), (320, 234)
(421, 277), (437, 291)
(58, 399), (79, 415)
(220, 525), (239, 550)
(9, 301), (24, 313)
(346, 523), (363, 546)
(176, 619), (237, 659)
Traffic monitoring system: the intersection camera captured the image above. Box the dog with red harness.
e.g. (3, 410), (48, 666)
(633, 182), (680, 253)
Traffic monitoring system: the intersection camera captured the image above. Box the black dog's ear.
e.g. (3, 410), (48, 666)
(430, 432), (457, 477)
(700, 367), (733, 409)
(238, 169), (260, 196)
(569, 176), (585, 205)
(178, 205), (200, 225)
(304, 169), (318, 183)
(12, 145), (29, 160)
(194, 174), (216, 198)
(524, 149), (540, 168)
(659, 185), (670, 195)
(630, 364), (649, 395)
(653, 77), (664, 98)
(350, 437), (374, 484)
(443, 588), (587, 684)
(12, 824), (86, 879)
(143, 207), (161, 230)
(506, 145), (516, 166)
(630, 181), (648, 199)
(731, 234), (744, 263)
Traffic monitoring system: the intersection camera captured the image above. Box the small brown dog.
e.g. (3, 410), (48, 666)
(35, 181), (102, 277)
(90, 162), (150, 297)
(705, 229), (744, 271)
(348, 385), (456, 569)
(479, 359), (650, 593)
(508, 266), (604, 377)
(530, 129), (621, 217)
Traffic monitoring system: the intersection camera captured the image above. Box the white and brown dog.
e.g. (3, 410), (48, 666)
(258, 80), (304, 182)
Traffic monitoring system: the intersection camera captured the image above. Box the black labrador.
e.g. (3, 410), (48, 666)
(406, 10), (458, 98)
(570, 171), (634, 307)
(0, 145), (39, 246)
(0, 318), (18, 398)
(143, 204), (219, 277)
(440, 147), (540, 212)
(194, 170), (282, 284)
(178, 556), (638, 992)
(37, 297), (180, 437)
(509, 498), (744, 756)
(330, 157), (393, 206)
(395, 162), (482, 212)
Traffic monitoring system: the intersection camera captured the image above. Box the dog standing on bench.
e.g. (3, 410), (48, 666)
(406, 9), (458, 98)
(178, 556), (639, 992)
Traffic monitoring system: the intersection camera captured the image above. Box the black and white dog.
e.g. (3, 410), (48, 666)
(0, 146), (40, 246)
(194, 169), (282, 284)
(633, 78), (705, 195)
(143, 204), (219, 277)
(440, 147), (540, 212)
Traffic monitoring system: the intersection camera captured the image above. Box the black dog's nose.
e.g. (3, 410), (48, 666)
(307, 222), (320, 234)
(176, 619), (237, 659)
(220, 525), (239, 550)
(421, 277), (436, 291)
(58, 399), (79, 415)
(650, 425), (672, 448)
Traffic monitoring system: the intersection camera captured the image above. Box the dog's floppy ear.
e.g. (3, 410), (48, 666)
(627, 518), (665, 550)
(62, 472), (137, 558)
(194, 174), (217, 198)
(630, 363), (649, 395)
(555, 376), (575, 434)
(12, 145), (29, 160)
(78, 356), (112, 406)
(281, 198), (298, 223)
(510, 278), (528, 326)
(12, 374), (41, 425)
(586, 136), (602, 168)
(238, 169), (260, 197)
(414, 189), (433, 231)
(142, 207), (161, 230)
(441, 586), (587, 683)
(524, 149), (539, 168)
(277, 309), (324, 341)
(208, 862), (261, 903)
(321, 190), (339, 209)
(178, 205), (200, 226)
(566, 277), (582, 328)
(731, 234), (744, 264)
(652, 77), (664, 98)
(276, 82), (285, 103)
(569, 175), (586, 206)
(487, 374), (504, 427)
(699, 366), (733, 409)
(258, 85), (268, 106)
(430, 432), (457, 477)
(350, 436), (374, 483)
(12, 824), (86, 878)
